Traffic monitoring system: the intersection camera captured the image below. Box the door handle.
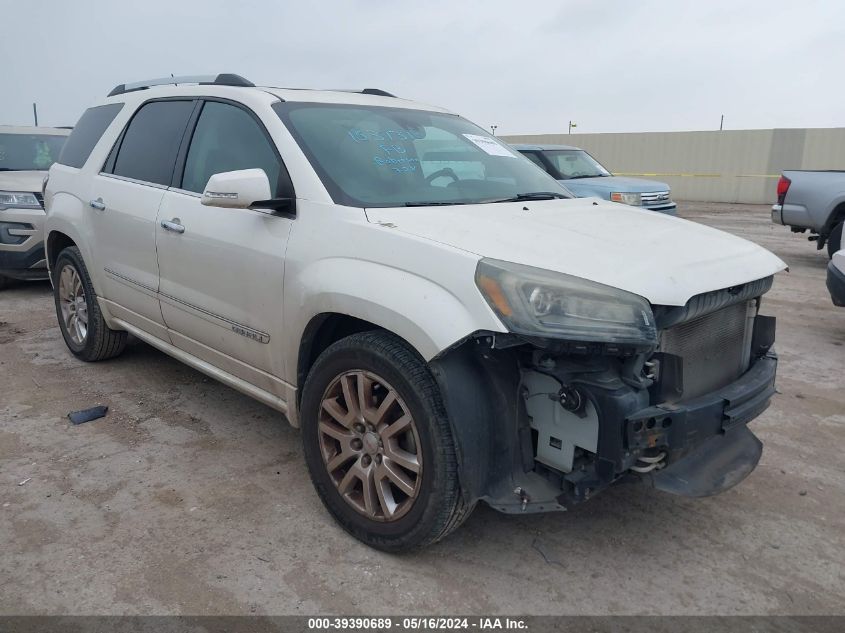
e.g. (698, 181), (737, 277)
(160, 218), (185, 234)
(89, 198), (106, 211)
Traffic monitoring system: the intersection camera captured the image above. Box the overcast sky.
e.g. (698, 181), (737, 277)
(3, 0), (843, 134)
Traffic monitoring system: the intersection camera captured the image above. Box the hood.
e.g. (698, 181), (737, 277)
(560, 175), (671, 193)
(365, 198), (786, 306)
(0, 170), (47, 194)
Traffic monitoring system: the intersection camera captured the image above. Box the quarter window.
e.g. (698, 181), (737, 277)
(57, 103), (123, 169)
(111, 100), (194, 186)
(181, 101), (281, 195)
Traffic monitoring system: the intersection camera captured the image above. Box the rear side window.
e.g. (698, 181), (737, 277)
(180, 101), (281, 194)
(57, 103), (123, 168)
(111, 100), (195, 186)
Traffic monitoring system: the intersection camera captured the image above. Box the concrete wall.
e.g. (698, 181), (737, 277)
(502, 128), (845, 204)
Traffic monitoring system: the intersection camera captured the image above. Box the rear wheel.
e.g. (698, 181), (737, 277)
(53, 246), (127, 361)
(827, 220), (843, 259)
(300, 331), (471, 551)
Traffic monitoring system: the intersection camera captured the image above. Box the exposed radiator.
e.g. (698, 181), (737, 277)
(658, 300), (755, 401)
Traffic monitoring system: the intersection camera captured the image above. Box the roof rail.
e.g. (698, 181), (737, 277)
(107, 73), (255, 97)
(360, 88), (396, 97)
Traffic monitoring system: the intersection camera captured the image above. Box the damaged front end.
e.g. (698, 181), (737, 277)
(430, 272), (777, 514)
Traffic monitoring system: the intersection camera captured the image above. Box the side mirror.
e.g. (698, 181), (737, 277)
(201, 169), (272, 209)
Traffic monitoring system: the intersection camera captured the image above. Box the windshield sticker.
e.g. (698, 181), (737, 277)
(348, 127), (426, 143)
(462, 134), (517, 158)
(33, 142), (54, 169)
(374, 155), (420, 173)
(371, 141), (421, 173)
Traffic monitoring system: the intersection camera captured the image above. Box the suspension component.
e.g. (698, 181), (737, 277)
(630, 452), (667, 473)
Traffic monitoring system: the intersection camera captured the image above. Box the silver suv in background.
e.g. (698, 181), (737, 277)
(513, 144), (677, 214)
(0, 125), (70, 288)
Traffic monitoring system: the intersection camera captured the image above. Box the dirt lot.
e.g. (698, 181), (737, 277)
(1, 202), (843, 616)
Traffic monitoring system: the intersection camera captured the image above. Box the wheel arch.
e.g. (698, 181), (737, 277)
(297, 312), (386, 406)
(823, 198), (845, 235)
(45, 230), (77, 277)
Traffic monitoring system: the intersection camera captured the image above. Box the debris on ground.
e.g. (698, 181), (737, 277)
(68, 405), (109, 425)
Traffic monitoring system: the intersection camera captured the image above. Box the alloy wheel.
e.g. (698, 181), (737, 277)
(318, 370), (423, 522)
(58, 264), (88, 345)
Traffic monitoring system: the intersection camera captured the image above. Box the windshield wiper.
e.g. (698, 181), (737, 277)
(567, 174), (606, 179)
(404, 200), (471, 207)
(484, 191), (569, 203)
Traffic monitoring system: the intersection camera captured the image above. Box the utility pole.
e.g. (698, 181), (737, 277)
(719, 114), (724, 131)
(490, 125), (498, 136)
(568, 120), (577, 134)
(32, 103), (38, 126)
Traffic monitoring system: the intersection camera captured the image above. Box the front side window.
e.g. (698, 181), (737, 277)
(0, 133), (67, 171)
(111, 100), (194, 186)
(181, 101), (281, 194)
(57, 103), (123, 169)
(542, 150), (611, 180)
(273, 103), (567, 208)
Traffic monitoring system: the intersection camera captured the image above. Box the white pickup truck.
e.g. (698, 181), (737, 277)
(45, 74), (786, 550)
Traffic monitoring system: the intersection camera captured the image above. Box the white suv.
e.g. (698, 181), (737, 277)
(45, 74), (786, 550)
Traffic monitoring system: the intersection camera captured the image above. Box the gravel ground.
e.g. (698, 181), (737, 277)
(1, 202), (843, 616)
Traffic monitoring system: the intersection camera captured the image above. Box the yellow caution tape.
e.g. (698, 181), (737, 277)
(615, 172), (780, 178)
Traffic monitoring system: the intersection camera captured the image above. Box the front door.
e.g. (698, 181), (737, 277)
(155, 99), (294, 397)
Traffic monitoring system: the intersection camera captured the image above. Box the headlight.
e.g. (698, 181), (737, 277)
(0, 191), (41, 209)
(610, 192), (642, 206)
(475, 258), (657, 345)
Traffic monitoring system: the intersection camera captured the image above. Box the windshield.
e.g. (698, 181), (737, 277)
(543, 150), (611, 179)
(0, 133), (67, 171)
(273, 103), (569, 207)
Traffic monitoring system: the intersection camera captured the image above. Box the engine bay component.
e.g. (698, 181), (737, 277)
(522, 371), (598, 473)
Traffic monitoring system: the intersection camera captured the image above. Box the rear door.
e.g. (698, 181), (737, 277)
(92, 99), (196, 338)
(155, 99), (294, 397)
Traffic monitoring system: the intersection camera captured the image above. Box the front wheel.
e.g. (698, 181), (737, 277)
(300, 331), (472, 551)
(53, 246), (127, 362)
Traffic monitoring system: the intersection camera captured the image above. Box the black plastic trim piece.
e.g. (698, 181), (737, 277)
(827, 259), (845, 307)
(360, 88), (396, 97)
(0, 241), (47, 272)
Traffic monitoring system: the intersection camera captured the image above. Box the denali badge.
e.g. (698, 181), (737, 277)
(231, 325), (270, 344)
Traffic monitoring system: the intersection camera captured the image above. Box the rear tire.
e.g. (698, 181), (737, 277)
(827, 220), (843, 259)
(300, 331), (472, 552)
(0, 275), (9, 290)
(53, 246), (127, 362)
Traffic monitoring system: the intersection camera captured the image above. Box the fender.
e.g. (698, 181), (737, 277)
(286, 255), (505, 383)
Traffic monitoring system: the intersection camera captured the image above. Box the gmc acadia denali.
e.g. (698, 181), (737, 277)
(44, 74), (786, 551)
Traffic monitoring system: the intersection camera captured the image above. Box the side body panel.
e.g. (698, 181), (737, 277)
(156, 189), (293, 399)
(89, 174), (166, 335)
(281, 200), (506, 385)
(780, 170), (845, 232)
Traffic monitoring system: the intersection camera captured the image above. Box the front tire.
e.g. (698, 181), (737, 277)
(300, 331), (471, 551)
(53, 246), (127, 362)
(827, 220), (843, 259)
